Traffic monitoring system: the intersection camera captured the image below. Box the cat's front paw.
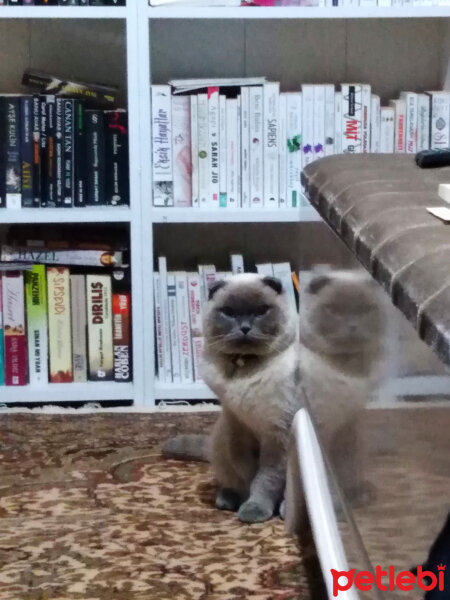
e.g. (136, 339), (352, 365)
(237, 500), (273, 523)
(216, 488), (242, 512)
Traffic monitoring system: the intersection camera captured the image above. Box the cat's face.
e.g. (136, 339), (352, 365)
(204, 274), (294, 356)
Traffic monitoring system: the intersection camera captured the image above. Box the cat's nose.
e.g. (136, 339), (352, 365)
(240, 325), (251, 335)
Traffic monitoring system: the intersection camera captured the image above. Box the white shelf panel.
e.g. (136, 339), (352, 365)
(0, 381), (134, 404)
(148, 6), (450, 19)
(0, 207), (132, 224)
(151, 206), (320, 223)
(0, 6), (128, 19)
(154, 381), (216, 400)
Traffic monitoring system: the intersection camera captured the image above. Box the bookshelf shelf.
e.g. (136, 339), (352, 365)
(0, 6), (128, 19)
(151, 207), (320, 223)
(154, 380), (216, 401)
(0, 381), (134, 404)
(1, 207), (132, 224)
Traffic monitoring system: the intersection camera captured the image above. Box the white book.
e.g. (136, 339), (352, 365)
(380, 107), (395, 153)
(231, 254), (244, 274)
(158, 257), (173, 383)
(236, 95), (242, 208)
(389, 99), (406, 153)
(302, 85), (315, 167)
(167, 273), (181, 384)
(341, 84), (363, 154)
(208, 87), (220, 208)
(198, 264), (216, 304)
(370, 94), (381, 153)
(192, 336), (204, 382)
(151, 85), (173, 207)
(151, 0), (239, 6)
(272, 263), (297, 314)
(286, 92), (302, 209)
(249, 86), (264, 209)
(279, 93), (288, 208)
(324, 84), (335, 156)
(226, 99), (239, 210)
(334, 92), (342, 155)
(427, 91), (450, 150)
(313, 85), (325, 162)
(362, 84), (371, 153)
(417, 93), (430, 152)
(176, 272), (194, 384)
(153, 272), (165, 382)
(219, 94), (227, 208)
(170, 77), (266, 94)
(187, 272), (203, 337)
(190, 95), (199, 208)
(172, 95), (192, 207)
(241, 87), (251, 209)
(197, 93), (210, 208)
(256, 263), (274, 276)
(400, 92), (418, 154)
(263, 82), (280, 208)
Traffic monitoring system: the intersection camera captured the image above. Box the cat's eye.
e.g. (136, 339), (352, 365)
(220, 306), (235, 318)
(255, 305), (270, 316)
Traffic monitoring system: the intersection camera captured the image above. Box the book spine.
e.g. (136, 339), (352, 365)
(190, 95), (199, 208)
(197, 93), (209, 209)
(45, 95), (56, 207)
(158, 257), (173, 383)
(20, 97), (34, 208)
(153, 272), (165, 382)
(70, 274), (87, 383)
(74, 101), (86, 207)
(175, 272), (193, 384)
(341, 84), (363, 154)
(105, 109), (129, 206)
(226, 98), (239, 209)
(2, 271), (27, 386)
(428, 92), (450, 150)
(417, 94), (430, 152)
(187, 272), (203, 337)
(263, 82), (280, 208)
(390, 99), (406, 153)
(112, 290), (131, 382)
(249, 86), (264, 209)
(86, 274), (113, 381)
(278, 93), (287, 209)
(380, 107), (395, 153)
(256, 263), (274, 276)
(39, 96), (48, 207)
(47, 267), (73, 383)
(151, 85), (173, 207)
(324, 84), (335, 156)
(167, 273), (181, 384)
(32, 96), (41, 207)
(286, 92), (302, 208)
(85, 109), (106, 205)
(1, 246), (124, 268)
(272, 263), (297, 314)
(0, 275), (3, 385)
(370, 94), (381, 153)
(192, 336), (204, 382)
(171, 97), (192, 208)
(25, 265), (48, 385)
(55, 97), (64, 207)
(198, 265), (216, 304)
(230, 254), (244, 274)
(334, 91), (342, 155)
(236, 96), (241, 208)
(301, 84), (314, 167)
(0, 99), (6, 209)
(240, 87), (251, 209)
(361, 84), (371, 153)
(62, 99), (74, 206)
(313, 85), (325, 162)
(208, 87), (220, 209)
(400, 92), (418, 154)
(219, 94), (227, 208)
(5, 97), (21, 209)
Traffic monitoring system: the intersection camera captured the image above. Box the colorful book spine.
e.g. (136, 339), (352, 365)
(197, 93), (210, 208)
(417, 94), (430, 152)
(226, 98), (239, 209)
(70, 274), (87, 383)
(172, 96), (192, 208)
(400, 92), (418, 154)
(380, 106), (395, 153)
(390, 98), (406, 153)
(249, 86), (264, 209)
(427, 91), (450, 150)
(301, 84), (314, 167)
(152, 85), (173, 207)
(190, 95), (199, 208)
(20, 96), (34, 208)
(2, 271), (27, 386)
(341, 84), (363, 154)
(55, 97), (64, 206)
(105, 109), (129, 206)
(263, 82), (280, 208)
(208, 87), (220, 209)
(1, 246), (124, 268)
(240, 87), (251, 209)
(286, 92), (302, 209)
(63, 98), (75, 207)
(86, 274), (113, 381)
(85, 109), (106, 205)
(167, 273), (181, 383)
(278, 93), (287, 208)
(47, 267), (73, 383)
(5, 97), (21, 209)
(32, 95), (41, 207)
(175, 272), (193, 384)
(219, 94), (227, 208)
(324, 84), (335, 156)
(45, 95), (56, 207)
(112, 290), (131, 382)
(25, 265), (48, 385)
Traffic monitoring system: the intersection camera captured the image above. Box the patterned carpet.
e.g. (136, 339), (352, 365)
(0, 413), (308, 600)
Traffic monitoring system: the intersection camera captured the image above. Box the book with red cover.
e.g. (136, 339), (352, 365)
(2, 271), (27, 386)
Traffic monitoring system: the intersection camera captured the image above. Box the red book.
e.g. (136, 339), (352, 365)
(2, 271), (27, 386)
(113, 292), (131, 382)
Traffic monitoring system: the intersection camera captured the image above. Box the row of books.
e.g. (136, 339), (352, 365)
(0, 246), (131, 386)
(149, 0), (450, 7)
(1, 1), (125, 6)
(153, 255), (298, 383)
(0, 96), (129, 209)
(152, 80), (450, 210)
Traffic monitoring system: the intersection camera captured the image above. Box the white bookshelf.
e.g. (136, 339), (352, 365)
(1, 2), (449, 408)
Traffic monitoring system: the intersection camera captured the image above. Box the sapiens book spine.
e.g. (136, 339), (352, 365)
(85, 109), (106, 205)
(31, 95), (41, 207)
(240, 86), (251, 209)
(70, 274), (87, 383)
(55, 97), (64, 207)
(400, 91), (418, 154)
(62, 99), (75, 206)
(74, 100), (85, 207)
(278, 93), (287, 208)
(197, 93), (210, 208)
(219, 94), (227, 208)
(427, 91), (450, 150)
(208, 87), (220, 209)
(313, 85), (325, 162)
(20, 96), (34, 208)
(263, 82), (280, 208)
(370, 94), (381, 153)
(171, 96), (192, 208)
(226, 98), (239, 209)
(286, 92), (302, 208)
(105, 109), (129, 206)
(112, 287), (131, 383)
(2, 271), (27, 386)
(417, 93), (430, 152)
(324, 84), (335, 156)
(167, 272), (181, 384)
(158, 256), (173, 383)
(25, 265), (48, 385)
(390, 98), (406, 153)
(380, 106), (395, 153)
(301, 84), (314, 167)
(361, 84), (371, 153)
(0, 275), (3, 386)
(190, 95), (199, 208)
(249, 86), (264, 209)
(45, 95), (56, 207)
(334, 91), (342, 155)
(153, 271), (165, 382)
(151, 85), (173, 207)
(5, 96), (22, 209)
(175, 272), (193, 384)
(47, 267), (73, 383)
(341, 84), (363, 154)
(86, 273), (113, 381)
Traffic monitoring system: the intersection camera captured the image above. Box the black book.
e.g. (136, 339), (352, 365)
(112, 268), (132, 383)
(63, 99), (75, 207)
(5, 97), (21, 210)
(85, 109), (105, 206)
(90, 1), (126, 4)
(39, 97), (48, 207)
(79, 0), (88, 4)
(45, 95), (56, 208)
(32, 96), (41, 208)
(20, 96), (34, 208)
(55, 97), (64, 207)
(74, 101), (85, 207)
(105, 109), (129, 206)
(0, 99), (6, 209)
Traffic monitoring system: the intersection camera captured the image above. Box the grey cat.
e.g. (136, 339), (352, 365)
(163, 270), (386, 524)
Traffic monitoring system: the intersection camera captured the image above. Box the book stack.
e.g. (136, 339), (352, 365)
(0, 244), (131, 386)
(153, 254), (298, 383)
(1, 1), (125, 6)
(152, 80), (449, 210)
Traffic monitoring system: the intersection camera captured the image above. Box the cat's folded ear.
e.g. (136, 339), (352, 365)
(208, 280), (227, 301)
(307, 275), (331, 294)
(262, 276), (283, 295)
